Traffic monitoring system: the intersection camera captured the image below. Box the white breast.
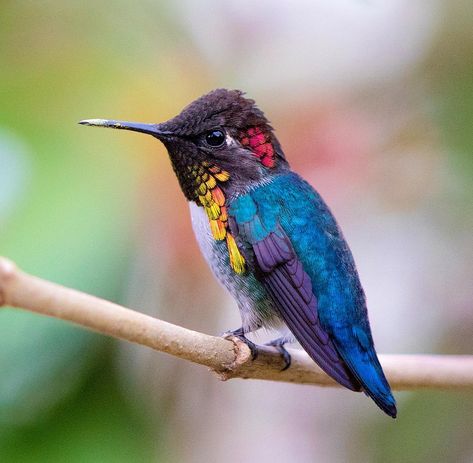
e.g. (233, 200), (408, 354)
(188, 202), (284, 334)
(189, 201), (217, 265)
(189, 201), (241, 298)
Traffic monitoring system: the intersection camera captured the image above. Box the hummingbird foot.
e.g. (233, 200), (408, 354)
(266, 337), (291, 371)
(222, 327), (259, 361)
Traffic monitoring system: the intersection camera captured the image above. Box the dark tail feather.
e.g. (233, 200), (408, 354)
(358, 357), (397, 418)
(334, 328), (397, 418)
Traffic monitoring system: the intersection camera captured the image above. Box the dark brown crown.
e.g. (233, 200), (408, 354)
(159, 89), (271, 136)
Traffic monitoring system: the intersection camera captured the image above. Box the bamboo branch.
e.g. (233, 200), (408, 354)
(0, 256), (472, 391)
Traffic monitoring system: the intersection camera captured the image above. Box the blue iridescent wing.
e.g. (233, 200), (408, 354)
(228, 195), (360, 390)
(229, 176), (396, 417)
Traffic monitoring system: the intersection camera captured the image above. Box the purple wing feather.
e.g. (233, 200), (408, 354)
(253, 230), (361, 390)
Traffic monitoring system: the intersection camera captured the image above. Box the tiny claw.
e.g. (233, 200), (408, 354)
(240, 336), (259, 361)
(266, 338), (291, 371)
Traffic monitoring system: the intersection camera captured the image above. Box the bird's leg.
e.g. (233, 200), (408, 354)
(222, 326), (259, 360)
(266, 337), (291, 371)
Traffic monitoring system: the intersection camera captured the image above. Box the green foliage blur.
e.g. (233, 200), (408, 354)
(0, 1), (472, 462)
(0, 2), (167, 460)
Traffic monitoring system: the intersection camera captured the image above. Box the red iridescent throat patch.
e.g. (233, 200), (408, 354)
(239, 126), (275, 168)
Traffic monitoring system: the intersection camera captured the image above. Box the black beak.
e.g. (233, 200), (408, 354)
(78, 119), (172, 138)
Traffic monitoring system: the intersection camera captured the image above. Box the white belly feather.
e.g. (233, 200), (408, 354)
(188, 202), (285, 333)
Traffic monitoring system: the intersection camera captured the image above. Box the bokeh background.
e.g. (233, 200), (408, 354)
(1, 1), (472, 462)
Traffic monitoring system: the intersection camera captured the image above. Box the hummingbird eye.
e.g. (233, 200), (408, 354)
(204, 129), (226, 148)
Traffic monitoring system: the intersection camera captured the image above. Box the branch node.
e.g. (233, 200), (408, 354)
(213, 336), (252, 381)
(0, 257), (18, 307)
(1, 255), (472, 391)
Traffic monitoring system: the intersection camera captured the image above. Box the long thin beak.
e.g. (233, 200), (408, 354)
(78, 119), (172, 138)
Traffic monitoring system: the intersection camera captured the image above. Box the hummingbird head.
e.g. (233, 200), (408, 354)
(80, 89), (289, 203)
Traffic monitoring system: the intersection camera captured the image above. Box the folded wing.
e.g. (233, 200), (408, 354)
(231, 209), (360, 390)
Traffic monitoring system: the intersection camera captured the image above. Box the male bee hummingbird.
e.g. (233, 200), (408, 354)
(80, 89), (397, 418)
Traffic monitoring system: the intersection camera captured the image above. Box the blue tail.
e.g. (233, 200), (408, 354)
(334, 326), (397, 418)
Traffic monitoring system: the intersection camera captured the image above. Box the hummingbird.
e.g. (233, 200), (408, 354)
(80, 89), (397, 418)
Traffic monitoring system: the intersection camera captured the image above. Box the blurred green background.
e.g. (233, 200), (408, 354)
(1, 1), (472, 462)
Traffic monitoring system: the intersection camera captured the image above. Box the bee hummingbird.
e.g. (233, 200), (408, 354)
(80, 89), (397, 418)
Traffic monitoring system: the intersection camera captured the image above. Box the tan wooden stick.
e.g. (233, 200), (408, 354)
(0, 257), (472, 390)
